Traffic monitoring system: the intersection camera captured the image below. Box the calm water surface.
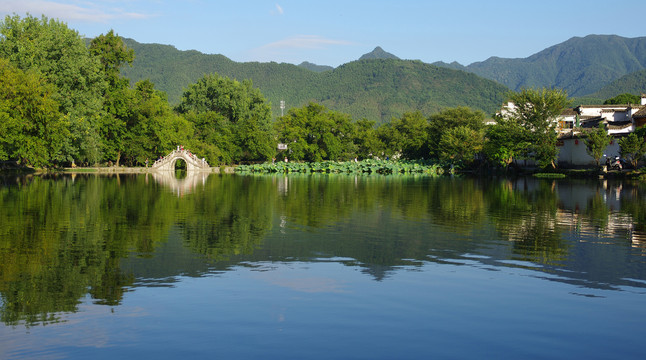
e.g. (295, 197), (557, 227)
(1, 173), (645, 359)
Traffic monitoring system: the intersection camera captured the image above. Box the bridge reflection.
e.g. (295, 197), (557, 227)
(150, 170), (210, 196)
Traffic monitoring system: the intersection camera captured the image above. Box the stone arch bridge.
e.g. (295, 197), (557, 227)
(151, 149), (211, 172)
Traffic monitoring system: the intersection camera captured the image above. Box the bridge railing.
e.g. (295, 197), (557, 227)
(152, 149), (209, 169)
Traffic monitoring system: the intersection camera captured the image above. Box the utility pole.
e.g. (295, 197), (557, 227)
(280, 100), (285, 117)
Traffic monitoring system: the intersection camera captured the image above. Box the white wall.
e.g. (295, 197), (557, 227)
(557, 138), (621, 166)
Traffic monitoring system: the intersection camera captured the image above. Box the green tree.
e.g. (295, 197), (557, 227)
(0, 15), (105, 164)
(502, 88), (571, 168)
(89, 30), (135, 165)
(176, 73), (274, 163)
(379, 111), (429, 159)
(121, 80), (194, 165)
(439, 126), (484, 166)
(0, 58), (68, 167)
(274, 103), (356, 162)
(353, 119), (384, 159)
(604, 93), (640, 105)
(584, 124), (612, 166)
(428, 106), (486, 159)
(619, 129), (646, 168)
(483, 120), (531, 168)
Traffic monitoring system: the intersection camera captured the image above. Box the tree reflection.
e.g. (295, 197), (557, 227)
(484, 179), (569, 265)
(179, 175), (275, 260)
(1, 173), (645, 325)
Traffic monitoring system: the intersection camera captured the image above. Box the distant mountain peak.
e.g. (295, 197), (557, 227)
(359, 46), (400, 61)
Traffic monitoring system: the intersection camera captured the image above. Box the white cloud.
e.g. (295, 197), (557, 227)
(260, 35), (353, 50)
(275, 3), (283, 15)
(0, 0), (155, 23)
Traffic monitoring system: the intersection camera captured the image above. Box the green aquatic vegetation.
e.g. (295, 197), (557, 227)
(533, 173), (567, 179)
(235, 160), (444, 176)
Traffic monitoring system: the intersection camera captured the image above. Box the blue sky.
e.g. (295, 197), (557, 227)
(1, 0), (645, 67)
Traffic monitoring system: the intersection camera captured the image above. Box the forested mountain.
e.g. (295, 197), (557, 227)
(589, 69), (646, 100)
(297, 61), (333, 72)
(434, 35), (646, 97)
(312, 59), (508, 122)
(119, 39), (508, 122)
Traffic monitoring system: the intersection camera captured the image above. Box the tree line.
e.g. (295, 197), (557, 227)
(1, 15), (645, 170)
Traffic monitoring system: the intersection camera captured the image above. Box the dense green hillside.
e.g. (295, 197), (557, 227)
(435, 35), (646, 97)
(297, 61), (333, 72)
(589, 69), (646, 100)
(119, 39), (508, 122)
(313, 59), (508, 122)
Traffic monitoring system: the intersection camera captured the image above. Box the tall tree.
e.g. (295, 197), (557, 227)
(379, 111), (429, 159)
(177, 73), (274, 163)
(619, 129), (646, 169)
(439, 126), (485, 166)
(584, 124), (612, 166)
(501, 88), (570, 168)
(353, 119), (384, 159)
(121, 80), (194, 166)
(89, 30), (135, 165)
(0, 15), (105, 164)
(428, 106), (486, 159)
(483, 120), (531, 169)
(274, 103), (356, 162)
(0, 58), (68, 167)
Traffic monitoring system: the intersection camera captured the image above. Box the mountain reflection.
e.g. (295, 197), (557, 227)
(1, 173), (645, 325)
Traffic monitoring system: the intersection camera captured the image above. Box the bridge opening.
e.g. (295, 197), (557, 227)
(174, 159), (187, 179)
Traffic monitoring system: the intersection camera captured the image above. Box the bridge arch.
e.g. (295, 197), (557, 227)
(151, 149), (211, 172)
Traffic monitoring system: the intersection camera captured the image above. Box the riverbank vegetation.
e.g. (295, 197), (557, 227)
(1, 15), (645, 173)
(236, 159), (445, 175)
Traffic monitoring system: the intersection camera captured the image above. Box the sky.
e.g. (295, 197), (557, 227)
(1, 0), (645, 67)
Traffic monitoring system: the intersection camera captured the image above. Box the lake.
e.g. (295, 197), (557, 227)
(1, 173), (645, 359)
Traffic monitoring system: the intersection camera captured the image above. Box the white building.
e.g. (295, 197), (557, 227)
(556, 94), (646, 167)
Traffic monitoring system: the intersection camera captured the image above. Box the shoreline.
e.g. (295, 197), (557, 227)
(60, 166), (236, 174)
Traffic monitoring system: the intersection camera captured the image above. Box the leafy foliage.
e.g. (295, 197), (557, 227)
(0, 59), (68, 167)
(176, 73), (275, 163)
(603, 93), (641, 105)
(438, 126), (485, 166)
(483, 118), (531, 168)
(619, 129), (646, 168)
(378, 111), (430, 159)
(501, 88), (571, 168)
(274, 103), (356, 162)
(236, 159), (443, 175)
(0, 15), (106, 163)
(428, 106), (486, 159)
(584, 124), (612, 166)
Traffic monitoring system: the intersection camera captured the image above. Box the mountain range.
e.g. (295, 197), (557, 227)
(433, 34), (646, 98)
(119, 35), (646, 122)
(119, 39), (508, 122)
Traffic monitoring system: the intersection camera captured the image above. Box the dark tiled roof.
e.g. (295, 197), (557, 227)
(580, 117), (603, 128)
(577, 105), (630, 109)
(561, 108), (577, 116)
(634, 107), (646, 118)
(607, 121), (633, 130)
